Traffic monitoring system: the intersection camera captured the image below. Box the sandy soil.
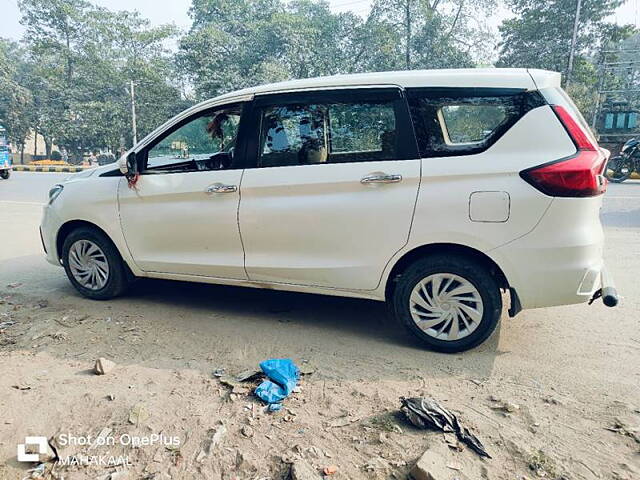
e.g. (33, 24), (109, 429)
(0, 287), (639, 480)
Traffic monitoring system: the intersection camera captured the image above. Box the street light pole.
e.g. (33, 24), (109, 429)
(566, 0), (583, 87)
(405, 0), (411, 69)
(130, 80), (137, 146)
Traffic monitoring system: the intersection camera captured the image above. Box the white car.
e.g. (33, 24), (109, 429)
(40, 68), (618, 352)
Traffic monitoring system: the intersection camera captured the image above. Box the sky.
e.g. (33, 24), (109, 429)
(1, 0), (639, 44)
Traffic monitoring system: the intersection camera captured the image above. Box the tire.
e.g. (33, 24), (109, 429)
(390, 254), (502, 353)
(0, 169), (9, 179)
(605, 156), (632, 183)
(61, 227), (131, 300)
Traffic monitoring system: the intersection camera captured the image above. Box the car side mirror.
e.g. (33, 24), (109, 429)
(119, 152), (138, 176)
(118, 152), (141, 188)
(126, 152), (138, 175)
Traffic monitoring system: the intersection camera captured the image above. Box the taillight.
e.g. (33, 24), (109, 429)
(520, 105), (607, 197)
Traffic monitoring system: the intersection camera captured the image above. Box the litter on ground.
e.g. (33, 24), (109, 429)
(400, 396), (491, 458)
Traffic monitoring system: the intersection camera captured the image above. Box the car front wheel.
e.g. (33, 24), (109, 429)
(391, 254), (502, 353)
(62, 227), (131, 300)
(0, 170), (9, 179)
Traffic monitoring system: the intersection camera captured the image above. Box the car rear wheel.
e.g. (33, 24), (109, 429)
(0, 170), (9, 179)
(391, 254), (502, 353)
(62, 227), (131, 300)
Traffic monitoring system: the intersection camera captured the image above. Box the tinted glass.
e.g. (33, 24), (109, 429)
(329, 103), (396, 153)
(257, 101), (397, 167)
(407, 89), (544, 157)
(440, 104), (508, 144)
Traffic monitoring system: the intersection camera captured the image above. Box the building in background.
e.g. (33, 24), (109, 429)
(9, 130), (59, 164)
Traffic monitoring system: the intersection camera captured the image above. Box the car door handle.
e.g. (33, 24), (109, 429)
(205, 183), (237, 194)
(360, 174), (402, 184)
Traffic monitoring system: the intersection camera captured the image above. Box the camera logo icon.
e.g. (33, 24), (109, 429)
(17, 437), (49, 462)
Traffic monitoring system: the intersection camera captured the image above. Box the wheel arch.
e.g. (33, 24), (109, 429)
(56, 219), (137, 282)
(56, 220), (110, 260)
(384, 243), (510, 300)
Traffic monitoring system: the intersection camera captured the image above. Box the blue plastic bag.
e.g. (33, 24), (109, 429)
(255, 358), (299, 407)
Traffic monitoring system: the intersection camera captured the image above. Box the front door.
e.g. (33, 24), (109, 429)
(118, 102), (248, 279)
(238, 88), (421, 290)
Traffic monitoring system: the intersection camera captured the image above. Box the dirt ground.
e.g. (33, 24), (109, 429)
(0, 174), (639, 479)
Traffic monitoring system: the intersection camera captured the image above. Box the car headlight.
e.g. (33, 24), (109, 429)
(48, 184), (64, 204)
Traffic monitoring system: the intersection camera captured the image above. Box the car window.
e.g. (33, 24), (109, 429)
(257, 100), (397, 167)
(439, 104), (508, 145)
(146, 105), (242, 172)
(407, 89), (545, 157)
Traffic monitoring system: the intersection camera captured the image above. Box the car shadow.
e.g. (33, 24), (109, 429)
(114, 277), (505, 379)
(0, 254), (505, 381)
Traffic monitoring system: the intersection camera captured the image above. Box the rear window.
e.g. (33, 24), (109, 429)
(407, 88), (545, 157)
(439, 104), (508, 145)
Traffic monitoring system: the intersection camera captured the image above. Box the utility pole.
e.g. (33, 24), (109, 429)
(566, 0), (583, 87)
(405, 0), (411, 69)
(129, 80), (137, 146)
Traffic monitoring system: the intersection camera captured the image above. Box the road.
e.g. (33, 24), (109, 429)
(1, 171), (639, 479)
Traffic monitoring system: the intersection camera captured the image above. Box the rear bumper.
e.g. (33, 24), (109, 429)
(492, 197), (605, 310)
(503, 244), (604, 309)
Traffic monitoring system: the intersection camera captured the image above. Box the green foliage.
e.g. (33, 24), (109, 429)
(368, 0), (495, 70)
(497, 0), (635, 121)
(0, 39), (34, 149)
(179, 0), (494, 100)
(50, 150), (62, 160)
(498, 0), (625, 73)
(1, 0), (636, 156)
(12, 0), (184, 160)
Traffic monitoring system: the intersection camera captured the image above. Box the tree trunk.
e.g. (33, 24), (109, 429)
(73, 145), (83, 165)
(45, 137), (52, 158)
(33, 127), (38, 158)
(20, 144), (24, 165)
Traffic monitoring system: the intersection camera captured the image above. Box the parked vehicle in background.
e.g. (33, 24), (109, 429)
(0, 127), (11, 180)
(97, 152), (117, 166)
(605, 138), (640, 183)
(40, 68), (618, 352)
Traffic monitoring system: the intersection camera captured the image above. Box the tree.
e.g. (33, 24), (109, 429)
(497, 0), (634, 121)
(179, 0), (493, 101)
(498, 0), (625, 78)
(0, 39), (33, 162)
(362, 0), (495, 71)
(17, 0), (185, 160)
(102, 10), (185, 147)
(179, 0), (363, 99)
